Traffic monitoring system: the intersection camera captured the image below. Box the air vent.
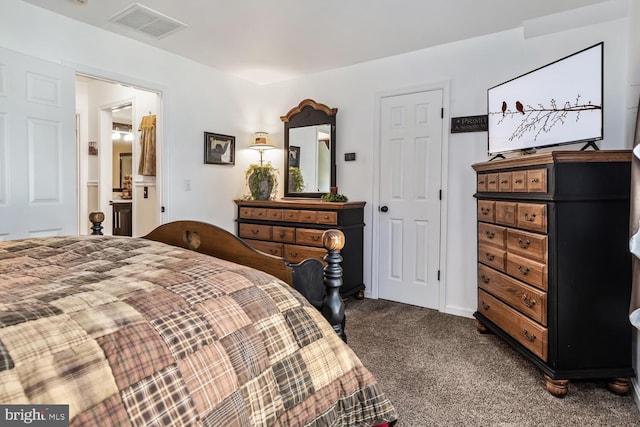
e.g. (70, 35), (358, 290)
(109, 3), (188, 39)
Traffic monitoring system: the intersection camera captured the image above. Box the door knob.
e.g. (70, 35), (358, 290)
(380, 206), (389, 212)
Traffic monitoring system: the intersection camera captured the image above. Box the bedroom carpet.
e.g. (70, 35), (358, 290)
(345, 298), (640, 427)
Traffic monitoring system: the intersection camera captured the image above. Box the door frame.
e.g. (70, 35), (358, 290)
(68, 61), (167, 232)
(371, 82), (451, 312)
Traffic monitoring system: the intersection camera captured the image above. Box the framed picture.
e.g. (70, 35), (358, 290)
(204, 132), (235, 165)
(289, 146), (300, 168)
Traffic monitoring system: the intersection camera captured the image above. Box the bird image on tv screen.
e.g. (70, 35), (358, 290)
(487, 42), (603, 155)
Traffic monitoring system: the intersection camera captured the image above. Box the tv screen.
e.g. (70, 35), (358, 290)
(487, 42), (603, 155)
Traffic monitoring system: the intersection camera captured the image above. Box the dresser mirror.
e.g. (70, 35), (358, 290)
(281, 99), (337, 198)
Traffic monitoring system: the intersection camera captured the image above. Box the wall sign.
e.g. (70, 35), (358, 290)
(451, 115), (488, 133)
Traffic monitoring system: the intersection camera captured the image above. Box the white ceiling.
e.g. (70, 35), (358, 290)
(22, 0), (607, 84)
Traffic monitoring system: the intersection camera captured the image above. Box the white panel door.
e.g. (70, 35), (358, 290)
(378, 90), (443, 308)
(0, 47), (76, 239)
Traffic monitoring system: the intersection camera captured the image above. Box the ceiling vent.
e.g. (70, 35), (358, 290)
(109, 3), (188, 39)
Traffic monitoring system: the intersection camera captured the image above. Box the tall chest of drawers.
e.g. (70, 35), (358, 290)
(472, 151), (633, 397)
(235, 199), (366, 298)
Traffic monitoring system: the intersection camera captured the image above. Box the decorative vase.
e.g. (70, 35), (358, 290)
(249, 171), (274, 200)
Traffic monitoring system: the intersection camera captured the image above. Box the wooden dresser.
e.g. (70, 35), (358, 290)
(235, 199), (366, 298)
(472, 151), (633, 397)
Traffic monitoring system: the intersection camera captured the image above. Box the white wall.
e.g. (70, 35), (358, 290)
(2, 2), (637, 321)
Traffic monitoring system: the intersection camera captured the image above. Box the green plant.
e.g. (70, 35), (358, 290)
(245, 163), (278, 200)
(321, 192), (349, 202)
(288, 166), (305, 192)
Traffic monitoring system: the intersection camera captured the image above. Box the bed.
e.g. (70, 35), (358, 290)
(0, 218), (397, 426)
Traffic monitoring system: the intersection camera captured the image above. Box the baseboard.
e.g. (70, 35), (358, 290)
(632, 377), (640, 412)
(444, 305), (475, 319)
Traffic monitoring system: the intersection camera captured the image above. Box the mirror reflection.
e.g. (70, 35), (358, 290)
(288, 125), (331, 193)
(112, 104), (133, 196)
(282, 99), (337, 198)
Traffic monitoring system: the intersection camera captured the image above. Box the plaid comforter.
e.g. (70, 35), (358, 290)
(0, 236), (397, 426)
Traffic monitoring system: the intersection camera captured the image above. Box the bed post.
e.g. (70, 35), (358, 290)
(89, 212), (105, 235)
(322, 229), (347, 341)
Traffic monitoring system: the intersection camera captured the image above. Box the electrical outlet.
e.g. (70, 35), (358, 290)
(344, 152), (356, 161)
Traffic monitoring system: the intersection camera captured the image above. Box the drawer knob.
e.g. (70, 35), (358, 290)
(518, 265), (530, 275)
(480, 207), (491, 215)
(485, 231), (495, 239)
(500, 180), (508, 184)
(531, 178), (540, 183)
(523, 212), (537, 222)
(279, 231), (286, 237)
(514, 178), (523, 184)
(481, 301), (490, 310)
(485, 253), (495, 261)
(523, 329), (537, 342)
(518, 238), (530, 249)
(481, 275), (490, 284)
(522, 294), (537, 308)
(311, 235), (321, 241)
(489, 180), (496, 184)
(251, 229), (259, 235)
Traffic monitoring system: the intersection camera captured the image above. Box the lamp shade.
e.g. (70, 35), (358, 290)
(250, 132), (274, 150)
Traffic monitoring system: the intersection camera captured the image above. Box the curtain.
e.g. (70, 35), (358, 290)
(629, 99), (640, 329)
(138, 114), (156, 176)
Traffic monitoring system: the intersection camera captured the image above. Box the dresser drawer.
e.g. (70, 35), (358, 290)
(507, 229), (547, 263)
(283, 210), (301, 222)
(477, 174), (488, 192)
(478, 223), (506, 249)
(506, 252), (547, 290)
(316, 211), (338, 225)
(239, 207), (254, 219)
(512, 171), (527, 192)
(495, 201), (517, 226)
(479, 243), (506, 272)
(272, 226), (295, 243)
(527, 169), (547, 192)
(478, 289), (548, 361)
(239, 223), (272, 241)
(298, 210), (318, 223)
(265, 208), (283, 221)
(478, 264), (547, 325)
(486, 173), (499, 192)
(245, 239), (283, 257)
(478, 200), (495, 223)
(283, 244), (327, 264)
(499, 172), (512, 192)
(517, 203), (547, 232)
(296, 228), (325, 247)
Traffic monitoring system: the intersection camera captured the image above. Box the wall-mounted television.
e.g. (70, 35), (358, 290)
(487, 42), (603, 156)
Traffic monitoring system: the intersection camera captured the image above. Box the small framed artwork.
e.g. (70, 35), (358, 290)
(204, 132), (235, 165)
(289, 146), (300, 168)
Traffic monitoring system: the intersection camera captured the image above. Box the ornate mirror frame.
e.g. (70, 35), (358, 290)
(281, 99), (337, 198)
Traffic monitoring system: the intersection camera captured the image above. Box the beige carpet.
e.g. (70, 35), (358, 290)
(345, 298), (640, 427)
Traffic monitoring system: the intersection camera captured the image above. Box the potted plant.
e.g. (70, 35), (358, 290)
(321, 186), (348, 202)
(245, 162), (278, 200)
(321, 192), (349, 202)
(288, 166), (305, 193)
